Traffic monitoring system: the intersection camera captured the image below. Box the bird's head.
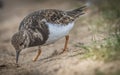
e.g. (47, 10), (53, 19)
(11, 30), (28, 65)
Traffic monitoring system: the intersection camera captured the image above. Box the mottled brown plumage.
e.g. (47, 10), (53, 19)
(11, 6), (86, 65)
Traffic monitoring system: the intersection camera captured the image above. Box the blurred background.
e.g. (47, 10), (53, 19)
(0, 0), (120, 75)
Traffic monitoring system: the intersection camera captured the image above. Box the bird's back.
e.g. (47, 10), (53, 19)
(19, 5), (86, 30)
(19, 9), (75, 31)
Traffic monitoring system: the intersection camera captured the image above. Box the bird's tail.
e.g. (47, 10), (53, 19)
(67, 5), (86, 19)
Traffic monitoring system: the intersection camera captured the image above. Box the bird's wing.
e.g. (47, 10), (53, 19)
(25, 20), (49, 47)
(19, 7), (86, 31)
(19, 6), (86, 30)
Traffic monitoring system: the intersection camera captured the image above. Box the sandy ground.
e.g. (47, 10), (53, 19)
(0, 0), (120, 75)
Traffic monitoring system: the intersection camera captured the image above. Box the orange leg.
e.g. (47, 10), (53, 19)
(61, 35), (69, 53)
(33, 48), (41, 62)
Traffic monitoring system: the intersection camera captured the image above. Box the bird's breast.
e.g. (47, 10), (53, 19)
(44, 22), (74, 45)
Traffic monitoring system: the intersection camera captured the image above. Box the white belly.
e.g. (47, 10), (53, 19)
(44, 22), (74, 45)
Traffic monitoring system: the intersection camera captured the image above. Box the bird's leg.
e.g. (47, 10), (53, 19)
(61, 35), (69, 53)
(33, 47), (41, 62)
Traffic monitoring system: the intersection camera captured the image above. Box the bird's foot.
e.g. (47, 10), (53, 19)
(32, 58), (37, 62)
(59, 48), (69, 54)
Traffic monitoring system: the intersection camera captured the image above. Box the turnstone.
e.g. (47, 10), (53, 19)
(11, 6), (86, 65)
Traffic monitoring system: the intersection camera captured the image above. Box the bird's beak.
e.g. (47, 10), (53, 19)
(16, 50), (21, 65)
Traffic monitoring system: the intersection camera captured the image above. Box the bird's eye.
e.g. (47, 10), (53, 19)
(20, 42), (23, 46)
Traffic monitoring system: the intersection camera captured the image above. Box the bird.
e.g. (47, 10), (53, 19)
(11, 6), (86, 65)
